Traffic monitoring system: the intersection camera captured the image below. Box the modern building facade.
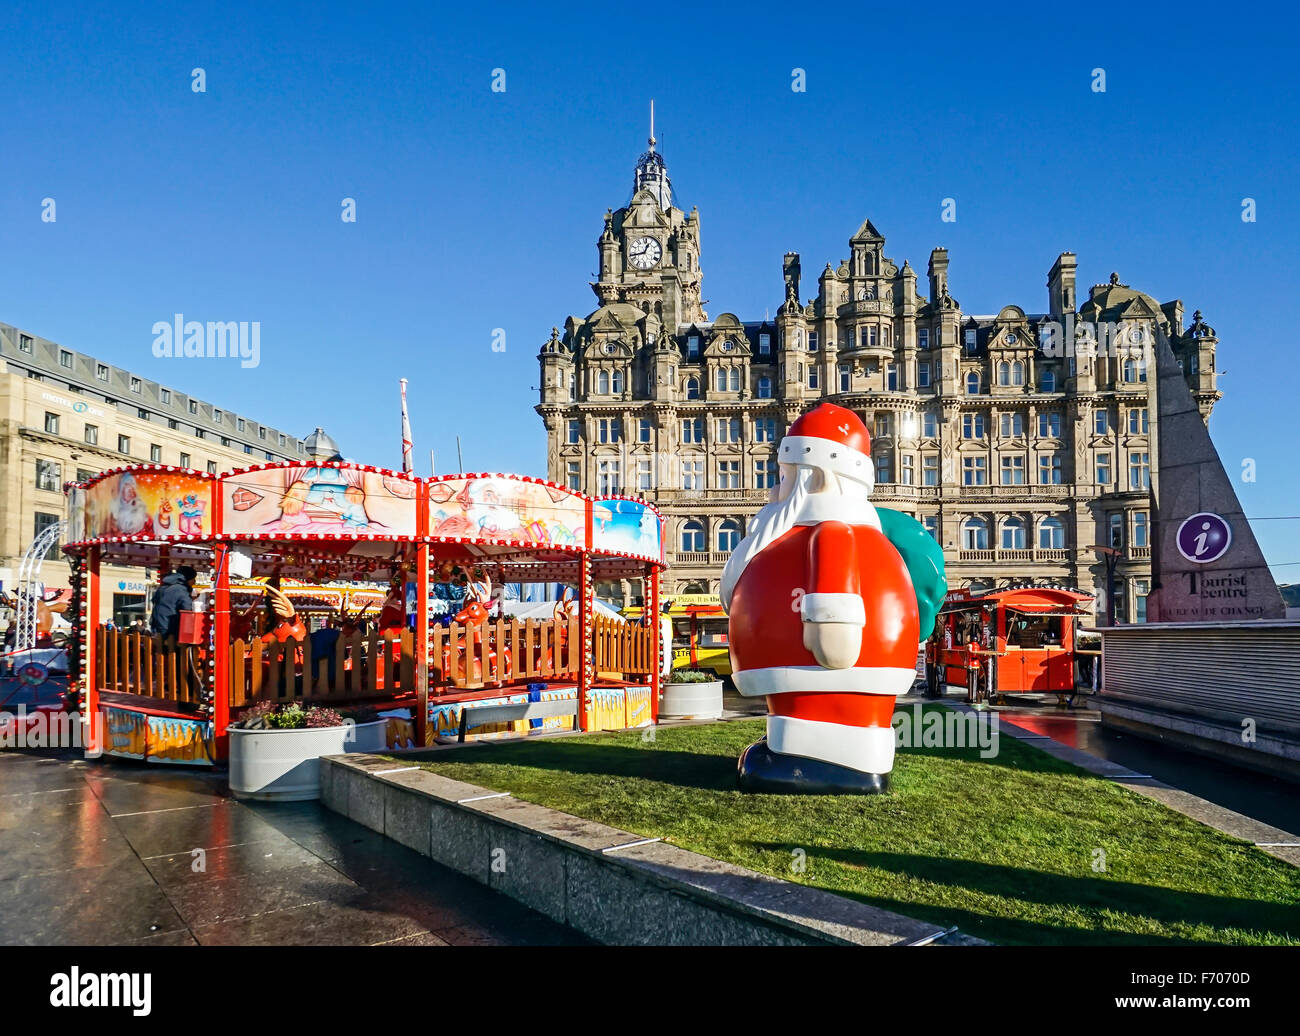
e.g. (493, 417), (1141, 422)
(536, 132), (1222, 621)
(0, 321), (307, 623)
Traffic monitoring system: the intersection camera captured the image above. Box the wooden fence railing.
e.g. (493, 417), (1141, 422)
(95, 627), (205, 705)
(593, 615), (657, 680)
(229, 630), (414, 708)
(430, 615), (582, 690)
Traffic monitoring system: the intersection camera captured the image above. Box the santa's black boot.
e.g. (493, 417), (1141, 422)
(736, 737), (890, 795)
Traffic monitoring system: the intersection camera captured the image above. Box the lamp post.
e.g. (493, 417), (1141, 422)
(1088, 544), (1121, 626)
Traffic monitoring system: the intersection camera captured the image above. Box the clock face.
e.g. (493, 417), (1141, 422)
(628, 236), (662, 269)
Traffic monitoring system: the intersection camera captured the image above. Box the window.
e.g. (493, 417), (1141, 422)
(84, 424), (98, 445)
(757, 375), (772, 398)
(637, 458), (653, 491)
(180, 452), (191, 468)
(875, 413), (891, 438)
(685, 377), (700, 400)
(638, 418), (652, 443)
(43, 411), (59, 434)
(117, 434), (131, 455)
(597, 458), (620, 494)
(807, 365), (819, 389)
(257, 424), (265, 439)
(207, 460), (218, 475)
(998, 361), (1011, 386)
(680, 520), (706, 553)
(755, 418), (777, 442)
(597, 418), (621, 443)
(682, 418), (704, 444)
(34, 511), (60, 545)
(1041, 370), (1056, 392)
(612, 369), (624, 393)
(59, 349), (73, 368)
(918, 329), (930, 350)
(717, 417), (741, 443)
(137, 408), (149, 421)
(843, 328), (856, 351)
(807, 331), (818, 352)
(1135, 579), (1150, 623)
(964, 328), (977, 351)
(923, 515), (939, 540)
(195, 428), (206, 440)
(168, 418), (179, 431)
(875, 453), (892, 484)
(189, 400), (198, 415)
(97, 363), (109, 381)
(966, 371), (981, 394)
(161, 388), (171, 404)
(567, 420), (581, 444)
(687, 335), (700, 358)
(901, 455), (915, 485)
(1096, 452), (1112, 485)
(1039, 453), (1062, 484)
(237, 418), (245, 432)
(130, 377), (141, 393)
(754, 459), (776, 489)
(1127, 407), (1149, 435)
(36, 459), (61, 491)
(76, 468), (94, 483)
(961, 414), (986, 439)
(918, 361), (931, 388)
(681, 459), (703, 491)
(1133, 511), (1149, 547)
(1129, 451), (1150, 489)
(1000, 455), (1025, 485)
(1001, 517), (1026, 550)
(718, 460), (740, 489)
(717, 520), (741, 552)
(566, 461), (581, 491)
(278, 434), (285, 445)
(1108, 512), (1124, 548)
(150, 443), (162, 462)
(597, 370), (609, 394)
(962, 456), (987, 486)
(1000, 413), (1024, 437)
(922, 455), (939, 486)
(1039, 516), (1065, 549)
(19, 334), (33, 353)
(867, 327), (879, 348)
(1094, 410), (1110, 435)
(922, 412), (938, 438)
(213, 409), (223, 422)
(838, 364), (851, 392)
(1037, 411), (1061, 438)
(962, 517), (989, 550)
(758, 333), (771, 356)
(1011, 361), (1025, 385)
(886, 363), (899, 391)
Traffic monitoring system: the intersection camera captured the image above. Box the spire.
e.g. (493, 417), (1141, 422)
(633, 101), (672, 210)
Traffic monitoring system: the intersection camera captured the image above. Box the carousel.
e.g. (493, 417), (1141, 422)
(61, 461), (665, 765)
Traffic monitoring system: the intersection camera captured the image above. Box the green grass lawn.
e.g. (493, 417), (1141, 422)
(390, 712), (1300, 945)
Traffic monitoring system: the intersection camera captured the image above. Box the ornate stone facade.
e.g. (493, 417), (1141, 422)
(536, 132), (1220, 620)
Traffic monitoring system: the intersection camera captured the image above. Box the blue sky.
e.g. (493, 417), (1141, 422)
(3, 1), (1297, 576)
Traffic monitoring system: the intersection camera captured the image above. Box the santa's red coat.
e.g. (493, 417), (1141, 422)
(727, 519), (919, 701)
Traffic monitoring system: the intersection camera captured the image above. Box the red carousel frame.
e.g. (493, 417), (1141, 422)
(62, 462), (665, 761)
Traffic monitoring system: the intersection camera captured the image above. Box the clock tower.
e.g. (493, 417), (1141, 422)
(592, 102), (705, 331)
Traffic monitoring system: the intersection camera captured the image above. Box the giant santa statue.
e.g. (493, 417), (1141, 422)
(721, 402), (946, 794)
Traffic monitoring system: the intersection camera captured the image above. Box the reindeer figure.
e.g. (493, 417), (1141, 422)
(444, 574), (511, 684)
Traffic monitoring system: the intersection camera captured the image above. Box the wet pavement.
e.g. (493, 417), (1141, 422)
(0, 749), (588, 946)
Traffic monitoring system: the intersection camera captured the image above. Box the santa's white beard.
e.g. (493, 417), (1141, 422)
(720, 465), (879, 610)
(116, 496), (150, 535)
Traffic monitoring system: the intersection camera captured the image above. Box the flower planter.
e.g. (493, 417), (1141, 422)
(345, 718), (391, 754)
(228, 724), (354, 801)
(660, 679), (724, 721)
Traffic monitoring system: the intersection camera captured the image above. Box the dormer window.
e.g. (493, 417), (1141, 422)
(687, 335), (700, 358)
(964, 329), (977, 351)
(758, 333), (771, 356)
(918, 328), (930, 350)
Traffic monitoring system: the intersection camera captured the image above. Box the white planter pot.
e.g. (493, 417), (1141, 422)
(346, 718), (390, 754)
(228, 724), (353, 801)
(660, 679), (724, 721)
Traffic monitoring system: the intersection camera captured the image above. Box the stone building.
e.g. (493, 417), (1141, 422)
(536, 129), (1221, 620)
(0, 321), (308, 623)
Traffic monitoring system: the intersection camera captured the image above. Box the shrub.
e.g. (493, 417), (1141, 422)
(669, 669), (717, 684)
(233, 701), (345, 730)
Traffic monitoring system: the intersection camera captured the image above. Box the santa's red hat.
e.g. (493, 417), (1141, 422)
(778, 403), (874, 488)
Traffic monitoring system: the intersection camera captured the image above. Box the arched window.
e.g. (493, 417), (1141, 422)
(962, 517), (989, 550)
(611, 368), (624, 393)
(717, 519), (741, 552)
(757, 376), (772, 399)
(680, 520), (705, 553)
(686, 377), (700, 400)
(966, 371), (981, 394)
(715, 367), (728, 392)
(1041, 369), (1056, 393)
(729, 368), (741, 391)
(1038, 516), (1065, 549)
(1000, 516), (1026, 550)
(597, 369), (610, 394)
(1011, 361), (1025, 386)
(1122, 357), (1138, 383)
(998, 361), (1011, 386)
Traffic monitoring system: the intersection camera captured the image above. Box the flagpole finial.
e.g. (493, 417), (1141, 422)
(648, 99), (655, 151)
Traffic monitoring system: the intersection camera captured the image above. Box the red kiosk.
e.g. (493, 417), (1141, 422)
(931, 585), (1094, 704)
(62, 462), (665, 764)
